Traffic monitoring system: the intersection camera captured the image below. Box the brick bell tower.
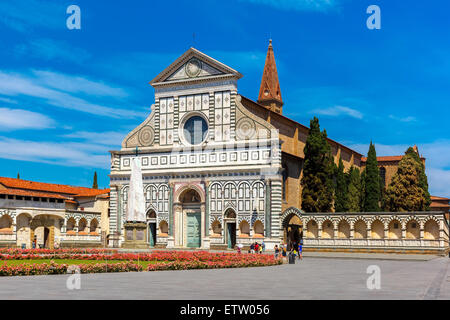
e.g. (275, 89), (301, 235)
(258, 39), (283, 114)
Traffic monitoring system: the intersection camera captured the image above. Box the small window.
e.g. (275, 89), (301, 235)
(412, 223), (417, 228)
(394, 223), (399, 229)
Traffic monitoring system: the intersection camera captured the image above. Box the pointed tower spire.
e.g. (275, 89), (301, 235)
(258, 39), (283, 114)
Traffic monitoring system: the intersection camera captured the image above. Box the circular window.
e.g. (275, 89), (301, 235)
(183, 115), (208, 145)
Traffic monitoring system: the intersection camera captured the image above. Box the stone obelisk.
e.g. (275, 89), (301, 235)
(122, 157), (148, 248)
(126, 158), (145, 222)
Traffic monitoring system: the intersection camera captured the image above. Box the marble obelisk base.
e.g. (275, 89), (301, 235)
(121, 222), (149, 249)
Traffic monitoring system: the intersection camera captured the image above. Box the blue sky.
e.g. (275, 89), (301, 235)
(0, 0), (449, 196)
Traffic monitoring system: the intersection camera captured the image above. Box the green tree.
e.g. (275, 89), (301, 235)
(347, 166), (362, 212)
(360, 169), (366, 210)
(17, 172), (20, 179)
(384, 153), (427, 211)
(363, 142), (381, 212)
(405, 147), (431, 210)
(92, 171), (98, 189)
(301, 117), (334, 212)
(334, 157), (349, 212)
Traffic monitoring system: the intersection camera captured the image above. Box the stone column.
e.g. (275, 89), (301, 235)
(169, 183), (174, 237)
(204, 181), (210, 237)
(420, 227), (424, 247)
(265, 178), (271, 238)
(201, 203), (210, 249)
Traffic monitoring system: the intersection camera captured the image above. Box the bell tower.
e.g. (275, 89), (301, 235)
(258, 39), (283, 114)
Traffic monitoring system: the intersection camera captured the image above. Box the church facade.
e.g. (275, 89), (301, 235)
(109, 46), (282, 249)
(109, 42), (449, 254)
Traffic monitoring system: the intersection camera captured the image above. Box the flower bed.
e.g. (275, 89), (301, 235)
(0, 250), (281, 276)
(0, 248), (117, 255)
(0, 262), (142, 276)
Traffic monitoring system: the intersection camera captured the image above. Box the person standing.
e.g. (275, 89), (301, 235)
(255, 242), (259, 254)
(259, 244), (263, 254)
(250, 242), (255, 254)
(274, 245), (279, 259)
(298, 242), (303, 260)
(262, 241), (266, 252)
(281, 244), (287, 262)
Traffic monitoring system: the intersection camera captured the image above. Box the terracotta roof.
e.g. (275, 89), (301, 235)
(0, 188), (68, 199)
(430, 203), (450, 208)
(361, 156), (404, 162)
(361, 154), (426, 163)
(431, 196), (450, 201)
(258, 40), (283, 106)
(0, 177), (109, 198)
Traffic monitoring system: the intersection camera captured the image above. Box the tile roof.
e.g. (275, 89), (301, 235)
(361, 156), (404, 162)
(431, 196), (449, 201)
(361, 155), (426, 163)
(0, 188), (68, 199)
(0, 177), (109, 198)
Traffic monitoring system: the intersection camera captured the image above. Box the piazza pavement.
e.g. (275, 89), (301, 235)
(0, 252), (449, 300)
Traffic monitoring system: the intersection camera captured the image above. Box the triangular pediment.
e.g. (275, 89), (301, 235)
(150, 48), (242, 86)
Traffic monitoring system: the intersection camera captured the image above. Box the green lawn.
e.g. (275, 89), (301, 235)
(2, 259), (162, 268)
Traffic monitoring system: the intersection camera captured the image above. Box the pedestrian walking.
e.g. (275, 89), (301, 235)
(274, 245), (279, 259)
(298, 242), (303, 260)
(262, 241), (266, 252)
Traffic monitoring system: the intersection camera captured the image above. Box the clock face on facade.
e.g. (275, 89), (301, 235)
(185, 58), (202, 78)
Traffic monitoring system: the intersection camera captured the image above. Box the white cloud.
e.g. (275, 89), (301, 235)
(61, 131), (127, 146)
(32, 70), (128, 98)
(0, 108), (54, 131)
(0, 137), (109, 168)
(0, 70), (145, 119)
(426, 168), (450, 197)
(311, 105), (363, 119)
(0, 97), (18, 104)
(388, 114), (417, 123)
(239, 0), (338, 11)
(15, 39), (91, 64)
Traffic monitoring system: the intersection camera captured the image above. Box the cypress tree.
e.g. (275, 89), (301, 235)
(347, 166), (362, 212)
(301, 117), (334, 212)
(17, 172), (20, 179)
(405, 147), (431, 209)
(384, 153), (427, 211)
(92, 171), (98, 189)
(334, 157), (349, 212)
(363, 142), (381, 212)
(360, 169), (366, 210)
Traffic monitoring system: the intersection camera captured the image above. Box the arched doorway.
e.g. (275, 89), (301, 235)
(224, 208), (236, 249)
(282, 209), (303, 251)
(43, 227), (50, 248)
(181, 189), (202, 248)
(147, 210), (157, 247)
